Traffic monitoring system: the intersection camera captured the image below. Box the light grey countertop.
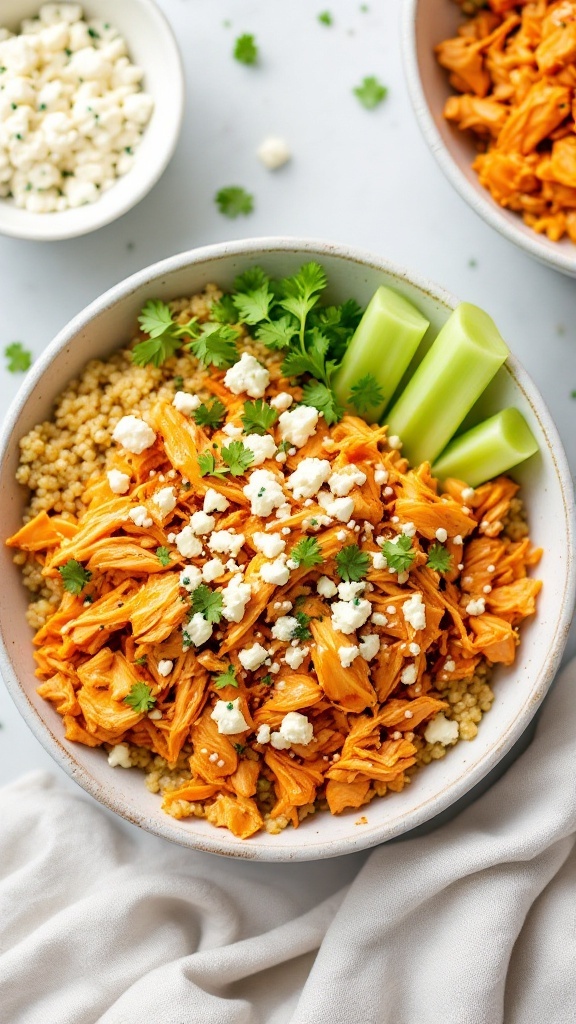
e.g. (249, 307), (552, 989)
(0, 0), (574, 903)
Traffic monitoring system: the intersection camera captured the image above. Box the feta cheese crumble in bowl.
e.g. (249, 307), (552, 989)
(0, 0), (183, 240)
(0, 237), (574, 862)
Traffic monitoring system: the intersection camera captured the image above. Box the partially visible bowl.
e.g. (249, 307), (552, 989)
(403, 0), (576, 278)
(0, 0), (184, 241)
(0, 237), (574, 861)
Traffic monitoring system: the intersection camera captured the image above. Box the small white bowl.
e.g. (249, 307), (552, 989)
(0, 238), (574, 861)
(403, 0), (576, 278)
(0, 0), (184, 241)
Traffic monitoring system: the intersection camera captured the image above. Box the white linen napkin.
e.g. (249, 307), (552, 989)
(1, 660), (575, 1024)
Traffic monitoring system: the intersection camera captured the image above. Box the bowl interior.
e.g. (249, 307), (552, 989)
(0, 239), (573, 861)
(407, 0), (576, 276)
(0, 0), (183, 240)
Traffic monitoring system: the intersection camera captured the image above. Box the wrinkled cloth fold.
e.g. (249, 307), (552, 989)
(1, 661), (576, 1024)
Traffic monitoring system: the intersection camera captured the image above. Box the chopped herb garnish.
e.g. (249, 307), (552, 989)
(211, 294), (238, 324)
(173, 375), (184, 388)
(234, 742), (246, 754)
(241, 398), (278, 435)
(215, 186), (254, 219)
(234, 33), (258, 65)
(198, 451), (218, 477)
(290, 536), (323, 570)
(336, 544), (370, 582)
(58, 559), (92, 596)
(221, 440), (255, 476)
(354, 76), (388, 110)
(188, 322), (239, 368)
(123, 681), (156, 713)
(276, 440), (292, 454)
(348, 373), (385, 414)
(156, 546), (172, 566)
(191, 584), (223, 623)
(261, 674), (273, 686)
(214, 664), (238, 689)
(193, 399), (226, 429)
(381, 535), (416, 573)
(301, 380), (343, 426)
(5, 342), (32, 373)
(427, 542), (452, 574)
(318, 11), (333, 25)
(134, 655), (148, 666)
(291, 611), (314, 641)
(132, 299), (198, 367)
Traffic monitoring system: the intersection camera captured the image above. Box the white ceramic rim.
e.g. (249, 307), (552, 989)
(402, 1), (576, 277)
(0, 0), (185, 241)
(1, 236), (574, 861)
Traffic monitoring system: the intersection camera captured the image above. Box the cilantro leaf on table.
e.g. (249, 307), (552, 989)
(234, 33), (258, 65)
(188, 323), (239, 368)
(221, 440), (255, 476)
(5, 342), (32, 373)
(241, 398), (278, 435)
(381, 535), (416, 573)
(354, 76), (388, 110)
(124, 681), (156, 713)
(215, 186), (254, 219)
(58, 559), (92, 596)
(301, 380), (343, 426)
(335, 544), (370, 582)
(214, 664), (238, 689)
(193, 399), (226, 430)
(156, 546), (172, 566)
(132, 300), (199, 367)
(348, 373), (385, 414)
(191, 584), (223, 623)
(427, 542), (452, 574)
(318, 11), (333, 25)
(290, 536), (323, 570)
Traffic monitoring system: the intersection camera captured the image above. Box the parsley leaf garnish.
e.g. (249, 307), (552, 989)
(348, 373), (385, 414)
(156, 546), (172, 566)
(241, 398), (278, 435)
(427, 542), (452, 574)
(301, 380), (343, 426)
(221, 440), (255, 476)
(188, 323), (239, 368)
(290, 536), (323, 570)
(138, 299), (177, 338)
(193, 399), (226, 429)
(215, 186), (254, 218)
(211, 294), (238, 324)
(234, 33), (258, 65)
(58, 559), (92, 596)
(214, 664), (239, 689)
(5, 342), (32, 373)
(191, 584), (223, 623)
(123, 681), (156, 713)
(255, 316), (297, 350)
(354, 76), (388, 110)
(381, 535), (416, 573)
(291, 611), (313, 641)
(132, 299), (199, 367)
(318, 11), (333, 25)
(198, 451), (218, 477)
(233, 282), (274, 324)
(335, 544), (370, 582)
(279, 263), (327, 339)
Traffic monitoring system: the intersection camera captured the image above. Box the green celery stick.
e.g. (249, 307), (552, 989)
(432, 408), (539, 487)
(385, 303), (509, 466)
(333, 285), (430, 423)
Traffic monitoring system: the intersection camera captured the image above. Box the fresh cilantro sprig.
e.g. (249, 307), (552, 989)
(241, 398), (278, 435)
(132, 300), (199, 368)
(156, 546), (172, 566)
(193, 399), (226, 429)
(290, 536), (323, 570)
(381, 535), (416, 573)
(198, 441), (254, 479)
(427, 542), (452, 574)
(191, 584), (223, 623)
(124, 681), (156, 713)
(292, 611), (314, 641)
(188, 323), (239, 368)
(301, 380), (343, 425)
(354, 76), (388, 110)
(336, 544), (370, 583)
(211, 294), (238, 324)
(348, 374), (385, 414)
(58, 559), (92, 596)
(215, 186), (254, 219)
(214, 664), (239, 689)
(5, 342), (32, 373)
(234, 33), (258, 65)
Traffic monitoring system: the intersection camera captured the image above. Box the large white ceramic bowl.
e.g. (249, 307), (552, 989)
(0, 238), (574, 861)
(403, 0), (576, 278)
(0, 0), (184, 241)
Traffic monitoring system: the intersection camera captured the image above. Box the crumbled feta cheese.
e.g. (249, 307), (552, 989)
(270, 711), (313, 749)
(401, 663), (418, 686)
(338, 644), (359, 667)
(317, 490), (355, 523)
(202, 557), (226, 582)
(242, 433), (277, 466)
(112, 415), (155, 454)
(259, 555), (290, 586)
(388, 435), (402, 450)
(316, 576), (338, 599)
(331, 599), (372, 634)
(409, 642), (421, 656)
(371, 551), (387, 570)
(222, 422), (243, 437)
(284, 645), (309, 669)
(203, 488), (230, 515)
(386, 604), (396, 616)
(435, 527), (448, 543)
(107, 468), (130, 494)
(208, 529), (245, 558)
(454, 535), (463, 546)
(243, 469), (285, 517)
(401, 521), (416, 537)
(275, 503), (292, 520)
(157, 659), (173, 677)
(487, 563), (495, 573)
(374, 466), (389, 486)
(271, 615), (298, 641)
(371, 612), (388, 626)
(221, 574), (252, 623)
(461, 487), (475, 502)
(152, 486), (177, 518)
(257, 135), (291, 169)
(211, 698), (249, 735)
(190, 510), (215, 535)
(278, 406), (319, 448)
(359, 634), (380, 661)
(336, 530), (348, 542)
(270, 391), (293, 412)
(252, 531), (286, 558)
(148, 709), (163, 721)
(483, 584), (492, 594)
(179, 565), (202, 592)
(223, 352), (270, 398)
(286, 457), (331, 500)
(328, 464), (367, 497)
(444, 658), (456, 672)
(337, 581), (365, 601)
(424, 713), (459, 746)
(128, 505), (153, 529)
(107, 743), (131, 768)
(238, 643), (269, 671)
(402, 592), (427, 631)
(465, 598), (486, 616)
(175, 526), (203, 559)
(172, 391), (201, 415)
(183, 613), (213, 648)
(256, 724), (271, 744)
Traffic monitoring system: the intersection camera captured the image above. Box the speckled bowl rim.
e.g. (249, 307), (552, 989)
(0, 237), (574, 861)
(402, 0), (576, 278)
